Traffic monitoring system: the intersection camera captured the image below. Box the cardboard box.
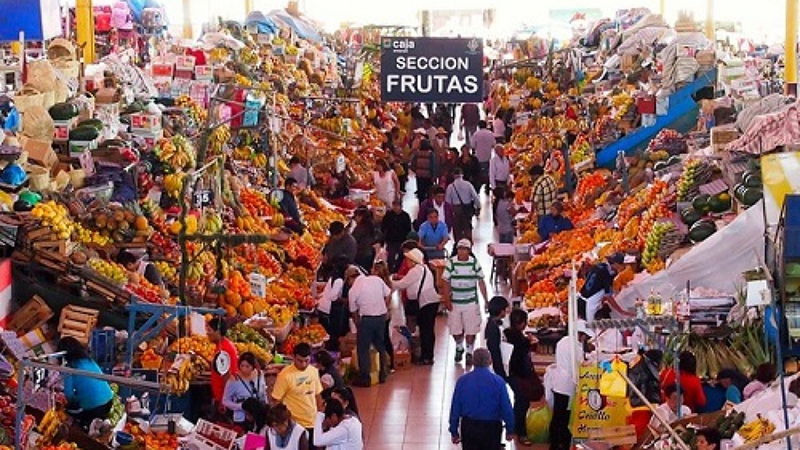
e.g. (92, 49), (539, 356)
(131, 129), (164, 150)
(69, 139), (98, 157)
(22, 137), (58, 168)
(53, 118), (77, 142)
(130, 113), (162, 131)
(394, 350), (412, 370)
(711, 126), (740, 145)
(94, 87), (119, 104)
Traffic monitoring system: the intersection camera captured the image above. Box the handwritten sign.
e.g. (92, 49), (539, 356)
(570, 365), (629, 440)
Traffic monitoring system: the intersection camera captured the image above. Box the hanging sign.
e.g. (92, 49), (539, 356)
(570, 364), (629, 440)
(380, 37), (483, 103)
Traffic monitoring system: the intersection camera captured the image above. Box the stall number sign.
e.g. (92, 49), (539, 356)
(193, 189), (213, 208)
(380, 37), (483, 103)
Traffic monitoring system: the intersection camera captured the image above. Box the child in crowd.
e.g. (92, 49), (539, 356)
(525, 383), (552, 444)
(266, 404), (309, 450)
(649, 384), (692, 432)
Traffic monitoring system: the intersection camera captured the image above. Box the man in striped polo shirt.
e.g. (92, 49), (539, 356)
(442, 239), (489, 366)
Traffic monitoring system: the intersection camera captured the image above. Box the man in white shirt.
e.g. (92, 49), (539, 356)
(347, 266), (390, 387)
(313, 398), (363, 450)
(489, 144), (510, 191)
(469, 120), (496, 193)
(492, 115), (506, 144)
(549, 320), (595, 450)
(445, 168), (481, 242)
(649, 383), (692, 432)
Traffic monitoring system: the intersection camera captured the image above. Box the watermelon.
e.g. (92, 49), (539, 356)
(689, 219), (717, 242)
(742, 187), (762, 206)
(692, 194), (712, 212)
(654, 161), (667, 171)
(744, 173), (762, 188)
(681, 207), (702, 225)
(69, 126), (100, 141)
(747, 158), (762, 172)
(77, 119), (103, 132)
(709, 193), (732, 213)
(48, 102), (78, 120)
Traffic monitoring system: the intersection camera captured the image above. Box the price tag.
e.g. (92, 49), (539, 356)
(32, 367), (47, 392)
(79, 149), (95, 176)
(193, 189), (213, 208)
(336, 154), (346, 174)
(249, 273), (267, 298)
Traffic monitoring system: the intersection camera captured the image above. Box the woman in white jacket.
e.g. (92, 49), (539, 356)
(391, 248), (440, 365)
(313, 399), (363, 450)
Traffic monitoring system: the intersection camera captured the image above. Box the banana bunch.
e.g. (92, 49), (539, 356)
(163, 173), (185, 199)
(286, 44), (299, 56)
(233, 145), (253, 161)
(239, 47), (261, 66)
(209, 125), (231, 156)
(187, 260), (205, 281)
(156, 136), (195, 170)
(252, 153), (268, 168)
(164, 355), (193, 395)
(209, 47), (231, 64)
(738, 414), (775, 442)
(153, 261), (178, 284)
(37, 408), (66, 445)
(203, 211), (224, 234)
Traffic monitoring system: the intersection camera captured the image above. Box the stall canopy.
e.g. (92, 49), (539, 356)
(245, 11), (280, 35)
(616, 200), (766, 311)
(268, 9), (323, 42)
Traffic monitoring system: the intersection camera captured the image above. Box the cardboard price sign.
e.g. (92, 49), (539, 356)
(570, 365), (629, 440)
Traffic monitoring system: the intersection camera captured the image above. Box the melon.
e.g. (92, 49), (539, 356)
(681, 207), (702, 225)
(708, 193), (731, 213)
(689, 219), (717, 243)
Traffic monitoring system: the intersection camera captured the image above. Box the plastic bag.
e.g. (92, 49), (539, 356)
(599, 357), (628, 398)
(526, 405), (552, 443)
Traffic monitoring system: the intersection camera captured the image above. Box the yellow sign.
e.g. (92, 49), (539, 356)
(570, 364), (629, 440)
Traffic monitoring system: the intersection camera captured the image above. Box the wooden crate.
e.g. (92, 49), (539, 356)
(58, 305), (99, 344)
(6, 296), (53, 336)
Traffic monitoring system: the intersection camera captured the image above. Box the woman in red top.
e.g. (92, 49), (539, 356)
(660, 351), (706, 412)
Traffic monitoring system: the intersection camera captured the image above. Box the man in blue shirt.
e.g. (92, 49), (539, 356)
(538, 201), (574, 242)
(449, 348), (515, 448)
(418, 208), (449, 260)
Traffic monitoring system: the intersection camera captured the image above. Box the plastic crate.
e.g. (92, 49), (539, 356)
(90, 329), (116, 373)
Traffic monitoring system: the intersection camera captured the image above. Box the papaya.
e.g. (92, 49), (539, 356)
(692, 194), (711, 212)
(742, 187), (762, 206)
(744, 173), (762, 188)
(689, 219), (716, 242)
(681, 207), (702, 225)
(709, 193), (731, 213)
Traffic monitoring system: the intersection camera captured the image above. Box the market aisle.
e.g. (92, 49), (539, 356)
(354, 177), (518, 450)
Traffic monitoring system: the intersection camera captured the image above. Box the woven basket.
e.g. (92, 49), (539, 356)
(13, 87), (44, 113)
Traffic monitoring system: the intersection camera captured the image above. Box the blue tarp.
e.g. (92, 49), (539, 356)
(268, 10), (322, 42)
(126, 0), (162, 22)
(245, 11), (280, 35)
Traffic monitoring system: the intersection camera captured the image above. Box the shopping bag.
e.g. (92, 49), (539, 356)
(599, 357), (628, 398)
(526, 405), (552, 444)
(500, 341), (513, 375)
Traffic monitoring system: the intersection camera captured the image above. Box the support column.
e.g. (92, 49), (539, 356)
(660, 0), (666, 17)
(704, 0), (715, 41)
(76, 0), (95, 63)
(245, 0), (254, 15)
(182, 0), (193, 39)
(787, 0), (799, 96)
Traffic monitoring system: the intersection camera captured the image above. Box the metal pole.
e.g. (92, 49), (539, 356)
(787, 0), (799, 96)
(704, 0), (715, 41)
(182, 0), (193, 39)
(75, 0), (95, 64)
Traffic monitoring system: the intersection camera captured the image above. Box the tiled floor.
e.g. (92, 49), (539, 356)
(352, 178), (523, 449)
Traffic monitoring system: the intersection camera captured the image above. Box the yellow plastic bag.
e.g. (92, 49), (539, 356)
(599, 357), (628, 398)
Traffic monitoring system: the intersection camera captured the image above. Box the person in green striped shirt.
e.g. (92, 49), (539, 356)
(442, 239), (489, 366)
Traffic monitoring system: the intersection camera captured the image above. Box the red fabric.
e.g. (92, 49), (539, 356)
(659, 369), (706, 412)
(185, 48), (207, 66)
(211, 338), (239, 402)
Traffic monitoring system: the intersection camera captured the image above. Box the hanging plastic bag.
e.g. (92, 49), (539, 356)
(599, 357), (628, 398)
(526, 404), (552, 444)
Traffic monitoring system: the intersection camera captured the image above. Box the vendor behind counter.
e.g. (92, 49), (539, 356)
(58, 337), (115, 429)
